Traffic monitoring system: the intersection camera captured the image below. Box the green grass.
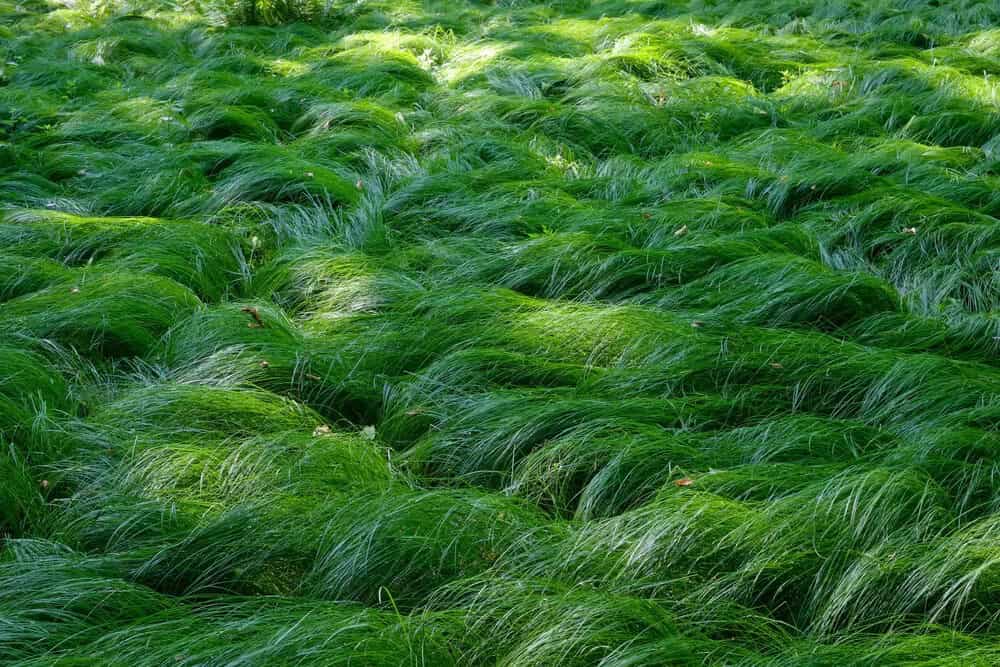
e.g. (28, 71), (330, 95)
(2, 0), (1000, 663)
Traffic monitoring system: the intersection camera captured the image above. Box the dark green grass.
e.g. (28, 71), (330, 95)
(2, 0), (1000, 663)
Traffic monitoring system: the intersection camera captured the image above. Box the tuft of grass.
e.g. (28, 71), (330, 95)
(0, 272), (201, 357)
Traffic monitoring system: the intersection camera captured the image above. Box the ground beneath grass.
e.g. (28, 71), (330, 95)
(1, 0), (999, 664)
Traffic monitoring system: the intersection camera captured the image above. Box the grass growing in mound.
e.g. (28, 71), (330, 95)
(2, 0), (1000, 663)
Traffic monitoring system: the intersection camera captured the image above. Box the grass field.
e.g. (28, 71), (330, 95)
(2, 0), (1000, 663)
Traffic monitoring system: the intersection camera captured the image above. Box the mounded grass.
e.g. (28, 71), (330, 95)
(3, 0), (1000, 663)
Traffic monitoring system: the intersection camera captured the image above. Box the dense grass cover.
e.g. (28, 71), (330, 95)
(2, 0), (999, 663)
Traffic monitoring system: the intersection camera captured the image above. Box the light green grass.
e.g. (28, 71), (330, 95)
(2, 0), (1000, 663)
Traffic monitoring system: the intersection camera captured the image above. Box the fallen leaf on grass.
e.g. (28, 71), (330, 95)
(242, 306), (265, 328)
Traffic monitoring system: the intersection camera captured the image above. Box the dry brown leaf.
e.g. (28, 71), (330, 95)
(241, 306), (265, 328)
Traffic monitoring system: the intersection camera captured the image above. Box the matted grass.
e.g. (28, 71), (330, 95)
(2, 0), (1000, 663)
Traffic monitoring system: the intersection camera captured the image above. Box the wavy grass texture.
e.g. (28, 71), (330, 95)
(2, 0), (1000, 663)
